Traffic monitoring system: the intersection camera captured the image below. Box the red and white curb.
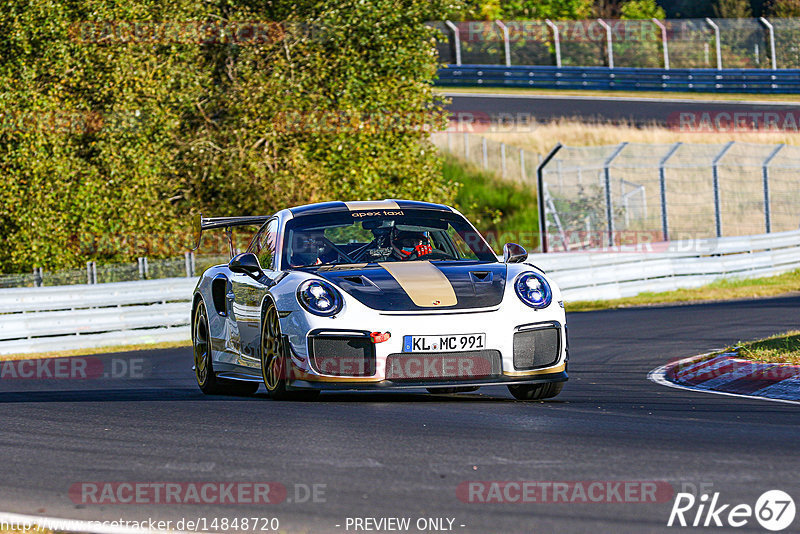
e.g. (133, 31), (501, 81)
(648, 352), (800, 406)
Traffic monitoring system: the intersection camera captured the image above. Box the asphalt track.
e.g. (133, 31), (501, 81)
(443, 92), (800, 126)
(1, 296), (799, 533)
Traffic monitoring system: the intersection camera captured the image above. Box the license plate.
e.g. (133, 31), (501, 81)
(403, 333), (486, 353)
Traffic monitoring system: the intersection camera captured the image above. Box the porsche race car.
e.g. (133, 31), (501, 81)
(191, 200), (568, 400)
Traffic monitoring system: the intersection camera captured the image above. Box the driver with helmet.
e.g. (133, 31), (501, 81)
(393, 229), (433, 259)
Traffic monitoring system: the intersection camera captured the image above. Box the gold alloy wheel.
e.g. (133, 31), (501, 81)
(261, 304), (285, 391)
(193, 303), (211, 387)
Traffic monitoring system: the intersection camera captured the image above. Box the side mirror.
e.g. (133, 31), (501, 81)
(229, 252), (263, 277)
(503, 243), (527, 264)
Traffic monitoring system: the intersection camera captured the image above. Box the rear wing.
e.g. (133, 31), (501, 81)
(192, 214), (271, 257)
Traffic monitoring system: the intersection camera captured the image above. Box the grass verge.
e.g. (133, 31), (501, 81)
(725, 331), (800, 365)
(445, 154), (539, 252)
(0, 339), (191, 361)
(567, 269), (800, 312)
(437, 86), (800, 103)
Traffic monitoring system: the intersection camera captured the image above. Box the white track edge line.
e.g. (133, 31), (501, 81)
(647, 353), (800, 406)
(0, 511), (193, 534)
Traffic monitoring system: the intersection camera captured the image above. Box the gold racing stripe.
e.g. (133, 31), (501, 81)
(344, 200), (400, 211)
(380, 260), (458, 308)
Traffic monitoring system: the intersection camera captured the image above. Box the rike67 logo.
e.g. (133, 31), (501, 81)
(668, 490), (795, 531)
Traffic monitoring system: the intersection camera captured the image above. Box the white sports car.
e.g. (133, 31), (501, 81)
(191, 200), (568, 400)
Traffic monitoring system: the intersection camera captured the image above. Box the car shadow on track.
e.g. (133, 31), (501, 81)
(0, 387), (565, 404)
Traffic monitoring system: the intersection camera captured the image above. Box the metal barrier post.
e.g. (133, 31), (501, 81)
(659, 142), (682, 241)
(712, 141), (735, 238)
(495, 20), (511, 67)
(705, 18), (723, 70)
(444, 20), (461, 66)
(519, 148), (526, 183)
(184, 251), (193, 278)
(545, 20), (562, 68)
(759, 17), (777, 69)
(597, 19), (614, 68)
(652, 18), (670, 69)
(33, 267), (43, 288)
(762, 144), (785, 233)
(604, 143), (628, 246)
(537, 143), (563, 253)
(463, 132), (469, 159)
(481, 137), (488, 169)
(86, 261), (97, 284)
(500, 142), (507, 178)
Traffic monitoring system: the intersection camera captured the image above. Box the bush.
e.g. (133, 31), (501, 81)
(0, 0), (459, 271)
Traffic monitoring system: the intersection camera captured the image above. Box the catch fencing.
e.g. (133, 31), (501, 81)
(432, 133), (800, 252)
(433, 18), (800, 70)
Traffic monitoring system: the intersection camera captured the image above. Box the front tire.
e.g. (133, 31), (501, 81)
(261, 302), (319, 401)
(507, 382), (563, 401)
(193, 300), (258, 396)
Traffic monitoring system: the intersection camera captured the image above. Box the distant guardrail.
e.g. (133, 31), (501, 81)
(1, 229), (799, 355)
(436, 65), (800, 93)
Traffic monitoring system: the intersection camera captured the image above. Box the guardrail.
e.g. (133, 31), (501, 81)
(0, 278), (197, 355)
(436, 65), (800, 93)
(530, 229), (800, 301)
(1, 229), (798, 355)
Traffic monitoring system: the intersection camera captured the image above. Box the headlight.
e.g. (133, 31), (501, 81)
(297, 279), (343, 316)
(514, 272), (552, 309)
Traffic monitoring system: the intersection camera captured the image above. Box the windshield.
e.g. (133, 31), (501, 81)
(282, 209), (496, 269)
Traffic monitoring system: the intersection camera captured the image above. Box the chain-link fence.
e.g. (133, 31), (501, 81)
(434, 18), (800, 69)
(433, 132), (800, 251)
(0, 253), (228, 289)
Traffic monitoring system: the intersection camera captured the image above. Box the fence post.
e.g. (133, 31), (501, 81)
(446, 131), (453, 152)
(659, 142), (682, 241)
(495, 20), (511, 67)
(537, 143), (563, 253)
(759, 17), (777, 69)
(545, 20), (562, 68)
(444, 20), (462, 66)
(762, 144), (784, 233)
(652, 18), (670, 70)
(603, 143), (628, 247)
(712, 141), (734, 238)
(705, 18), (722, 70)
(597, 19), (614, 68)
(184, 251), (195, 278)
(33, 267), (43, 288)
(138, 257), (149, 280)
(519, 148), (526, 183)
(86, 261), (96, 284)
(463, 132), (469, 159)
(481, 137), (488, 169)
(500, 143), (507, 178)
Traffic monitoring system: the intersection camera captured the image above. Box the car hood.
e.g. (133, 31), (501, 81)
(310, 261), (507, 312)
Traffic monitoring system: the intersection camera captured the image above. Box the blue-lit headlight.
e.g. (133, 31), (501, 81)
(514, 272), (552, 309)
(297, 279), (343, 316)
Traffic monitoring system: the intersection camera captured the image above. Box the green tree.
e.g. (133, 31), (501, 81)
(620, 0), (667, 19)
(767, 0), (800, 16)
(714, 0), (754, 17)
